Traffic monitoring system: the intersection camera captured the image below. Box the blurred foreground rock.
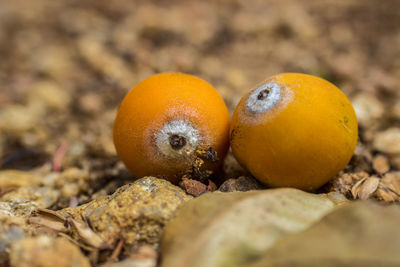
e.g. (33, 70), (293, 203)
(1, 186), (59, 209)
(0, 170), (41, 195)
(0, 170), (55, 264)
(0, 214), (27, 264)
(250, 201), (400, 266)
(9, 236), (90, 267)
(161, 188), (347, 267)
(0, 168), (93, 210)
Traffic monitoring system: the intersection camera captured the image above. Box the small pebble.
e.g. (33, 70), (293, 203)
(352, 93), (384, 126)
(372, 154), (390, 174)
(373, 128), (400, 154)
(219, 176), (265, 192)
(180, 178), (207, 197)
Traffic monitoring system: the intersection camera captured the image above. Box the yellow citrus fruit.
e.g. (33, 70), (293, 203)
(230, 73), (358, 191)
(113, 72), (230, 183)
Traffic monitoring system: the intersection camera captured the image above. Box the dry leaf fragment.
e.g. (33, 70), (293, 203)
(327, 171), (369, 197)
(67, 218), (110, 249)
(36, 207), (67, 221)
(28, 208), (69, 233)
(381, 172), (400, 192)
(375, 172), (400, 202)
(28, 208), (110, 249)
(331, 172), (400, 202)
(351, 176), (380, 200)
(109, 239), (124, 262)
(28, 216), (67, 233)
(375, 187), (398, 202)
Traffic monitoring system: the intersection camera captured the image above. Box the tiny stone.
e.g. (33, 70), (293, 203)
(78, 93), (103, 114)
(180, 178), (207, 197)
(207, 180), (217, 192)
(372, 154), (390, 174)
(27, 81), (71, 111)
(352, 93), (384, 126)
(222, 153), (248, 178)
(373, 128), (400, 154)
(0, 105), (39, 133)
(219, 176), (265, 192)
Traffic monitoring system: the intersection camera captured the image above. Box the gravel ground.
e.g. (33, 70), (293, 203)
(0, 0), (400, 265)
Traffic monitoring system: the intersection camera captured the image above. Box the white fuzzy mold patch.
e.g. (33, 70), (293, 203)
(245, 82), (281, 114)
(155, 120), (201, 159)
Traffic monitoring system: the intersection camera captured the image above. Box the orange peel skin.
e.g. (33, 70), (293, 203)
(113, 72), (230, 184)
(230, 73), (358, 191)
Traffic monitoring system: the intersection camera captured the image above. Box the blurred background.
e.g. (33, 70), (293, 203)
(0, 0), (399, 173)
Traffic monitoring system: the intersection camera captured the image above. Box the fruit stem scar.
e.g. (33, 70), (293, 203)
(257, 88), (270, 100)
(246, 82), (281, 114)
(169, 134), (187, 150)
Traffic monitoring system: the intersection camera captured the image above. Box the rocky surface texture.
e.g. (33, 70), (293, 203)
(58, 177), (191, 249)
(250, 201), (400, 266)
(161, 189), (347, 267)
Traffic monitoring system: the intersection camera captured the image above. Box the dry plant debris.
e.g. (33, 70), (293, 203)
(327, 171), (400, 202)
